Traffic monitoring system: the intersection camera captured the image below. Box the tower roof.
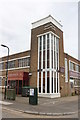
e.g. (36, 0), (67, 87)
(32, 15), (63, 31)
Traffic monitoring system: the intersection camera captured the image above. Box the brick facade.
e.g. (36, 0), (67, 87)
(0, 15), (80, 98)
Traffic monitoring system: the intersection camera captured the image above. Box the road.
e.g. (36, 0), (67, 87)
(2, 107), (78, 119)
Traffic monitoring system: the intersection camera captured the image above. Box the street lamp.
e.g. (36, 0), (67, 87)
(1, 44), (9, 99)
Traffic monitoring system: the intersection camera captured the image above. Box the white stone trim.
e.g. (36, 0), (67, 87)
(38, 93), (60, 98)
(32, 15), (62, 31)
(37, 37), (40, 93)
(69, 60), (79, 66)
(0, 56), (30, 64)
(70, 76), (80, 79)
(0, 66), (30, 72)
(37, 31), (60, 39)
(41, 36), (43, 93)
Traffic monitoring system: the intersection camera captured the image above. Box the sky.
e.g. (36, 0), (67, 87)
(0, 0), (79, 60)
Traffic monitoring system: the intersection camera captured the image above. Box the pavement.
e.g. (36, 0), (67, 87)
(1, 94), (79, 117)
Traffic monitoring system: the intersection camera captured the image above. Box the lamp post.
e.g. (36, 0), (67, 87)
(1, 44), (9, 99)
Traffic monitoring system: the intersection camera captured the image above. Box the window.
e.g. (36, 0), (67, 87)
(47, 34), (49, 50)
(40, 36), (42, 51)
(43, 35), (45, 50)
(75, 64), (79, 72)
(8, 61), (15, 69)
(56, 38), (59, 52)
(51, 34), (53, 50)
(70, 62), (74, 71)
(18, 57), (30, 67)
(70, 79), (74, 88)
(54, 37), (59, 70)
(0, 77), (2, 86)
(38, 32), (59, 94)
(65, 58), (68, 82)
(0, 63), (4, 70)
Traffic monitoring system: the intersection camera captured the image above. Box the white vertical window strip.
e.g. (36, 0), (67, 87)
(37, 32), (60, 95)
(49, 33), (52, 93)
(37, 37), (40, 93)
(45, 34), (47, 70)
(45, 34), (47, 93)
(41, 36), (43, 93)
(65, 58), (68, 82)
(53, 35), (54, 93)
(58, 38), (59, 93)
(55, 37), (57, 70)
(55, 37), (57, 93)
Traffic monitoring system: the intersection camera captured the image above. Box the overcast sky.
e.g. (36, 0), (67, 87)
(0, 0), (79, 60)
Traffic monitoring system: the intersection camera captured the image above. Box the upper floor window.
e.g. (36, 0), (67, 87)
(70, 62), (74, 71)
(8, 61), (15, 69)
(56, 38), (59, 52)
(43, 35), (45, 50)
(18, 57), (30, 67)
(51, 34), (53, 50)
(75, 64), (79, 72)
(65, 58), (68, 82)
(0, 63), (4, 70)
(40, 36), (42, 51)
(47, 34), (49, 50)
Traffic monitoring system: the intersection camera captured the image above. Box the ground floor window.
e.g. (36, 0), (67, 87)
(37, 70), (59, 94)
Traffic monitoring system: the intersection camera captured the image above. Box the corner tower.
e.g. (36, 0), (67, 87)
(30, 15), (65, 98)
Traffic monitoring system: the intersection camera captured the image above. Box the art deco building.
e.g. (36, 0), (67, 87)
(0, 15), (80, 98)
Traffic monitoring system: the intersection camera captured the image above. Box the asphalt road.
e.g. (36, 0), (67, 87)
(2, 107), (78, 119)
(0, 93), (79, 119)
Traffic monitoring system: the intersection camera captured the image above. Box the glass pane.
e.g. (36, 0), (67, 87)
(39, 72), (41, 93)
(52, 71), (53, 93)
(43, 72), (45, 93)
(47, 71), (49, 93)
(54, 72), (56, 93)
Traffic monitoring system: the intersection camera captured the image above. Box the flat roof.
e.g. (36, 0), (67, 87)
(32, 15), (63, 31)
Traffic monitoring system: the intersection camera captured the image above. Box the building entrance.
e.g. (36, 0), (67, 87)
(8, 71), (29, 95)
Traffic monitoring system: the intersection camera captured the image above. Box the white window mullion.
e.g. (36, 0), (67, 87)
(37, 72), (39, 93)
(57, 38), (59, 93)
(38, 37), (40, 70)
(58, 38), (59, 93)
(45, 34), (47, 93)
(55, 37), (57, 93)
(37, 37), (40, 93)
(55, 37), (57, 70)
(58, 39), (59, 71)
(53, 35), (54, 93)
(49, 33), (52, 93)
(45, 35), (47, 70)
(56, 72), (57, 93)
(41, 36), (43, 93)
